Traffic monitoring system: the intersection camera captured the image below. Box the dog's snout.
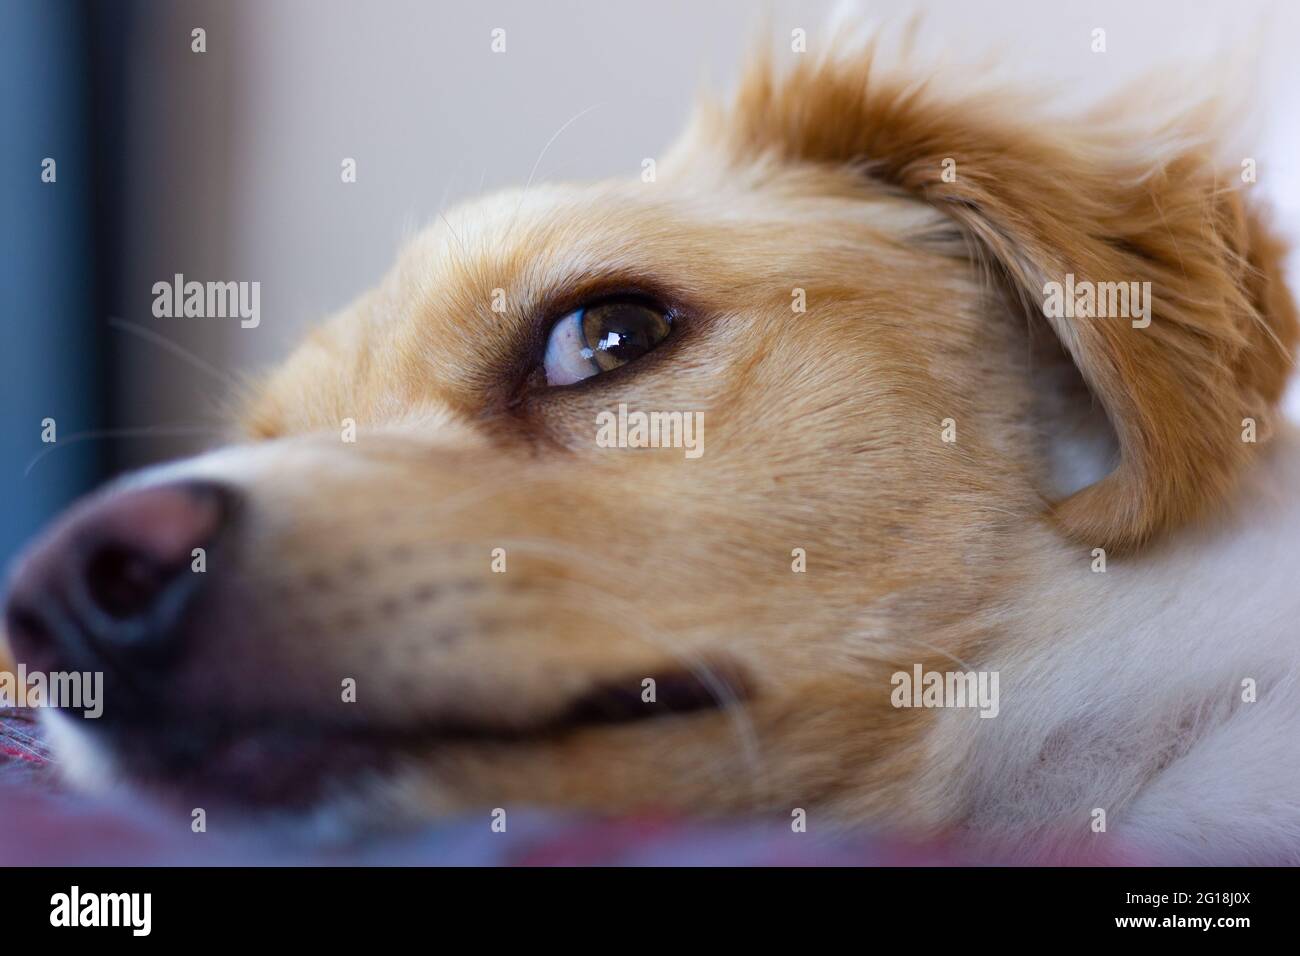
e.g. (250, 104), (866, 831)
(4, 480), (239, 679)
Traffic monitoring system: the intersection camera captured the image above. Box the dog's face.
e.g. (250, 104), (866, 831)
(6, 46), (1295, 828)
(47, 168), (1015, 821)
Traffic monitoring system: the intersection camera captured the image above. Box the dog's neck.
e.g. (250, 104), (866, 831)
(1051, 421), (1300, 641)
(922, 423), (1300, 861)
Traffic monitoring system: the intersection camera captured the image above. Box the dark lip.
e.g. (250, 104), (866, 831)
(76, 663), (753, 813)
(117, 723), (398, 812)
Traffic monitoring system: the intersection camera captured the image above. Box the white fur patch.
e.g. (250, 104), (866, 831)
(932, 425), (1300, 863)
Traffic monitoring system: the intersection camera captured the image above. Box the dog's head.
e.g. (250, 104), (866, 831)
(5, 40), (1295, 828)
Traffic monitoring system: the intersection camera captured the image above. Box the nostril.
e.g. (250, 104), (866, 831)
(3, 601), (68, 676)
(4, 479), (240, 666)
(73, 481), (238, 626)
(6, 604), (54, 654)
(84, 544), (173, 620)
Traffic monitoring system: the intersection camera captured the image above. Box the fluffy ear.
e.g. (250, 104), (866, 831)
(708, 44), (1298, 550)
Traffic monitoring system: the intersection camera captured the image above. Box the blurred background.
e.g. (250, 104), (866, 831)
(3, 0), (1300, 568)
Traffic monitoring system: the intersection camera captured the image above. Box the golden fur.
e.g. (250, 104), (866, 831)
(229, 40), (1296, 825)
(5, 36), (1297, 843)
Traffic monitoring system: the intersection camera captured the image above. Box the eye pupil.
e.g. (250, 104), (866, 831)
(582, 302), (670, 372)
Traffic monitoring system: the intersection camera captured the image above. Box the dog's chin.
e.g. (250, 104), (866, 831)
(43, 710), (408, 819)
(39, 665), (749, 824)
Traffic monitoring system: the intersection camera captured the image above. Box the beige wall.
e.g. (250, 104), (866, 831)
(117, 0), (1300, 467)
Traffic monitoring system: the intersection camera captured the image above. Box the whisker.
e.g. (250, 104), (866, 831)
(475, 540), (769, 806)
(438, 213), (470, 267)
(506, 102), (603, 238)
(23, 426), (224, 477)
(106, 317), (244, 392)
(851, 614), (984, 675)
(544, 583), (767, 806)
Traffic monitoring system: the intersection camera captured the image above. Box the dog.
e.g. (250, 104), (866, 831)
(4, 33), (1299, 864)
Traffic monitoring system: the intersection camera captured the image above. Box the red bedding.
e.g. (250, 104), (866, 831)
(0, 710), (965, 865)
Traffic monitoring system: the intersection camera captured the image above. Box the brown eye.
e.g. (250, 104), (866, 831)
(542, 300), (672, 386)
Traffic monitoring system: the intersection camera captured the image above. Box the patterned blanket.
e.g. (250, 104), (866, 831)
(0, 709), (961, 865)
(0, 708), (53, 788)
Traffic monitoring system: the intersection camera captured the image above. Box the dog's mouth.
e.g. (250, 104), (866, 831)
(69, 664), (752, 813)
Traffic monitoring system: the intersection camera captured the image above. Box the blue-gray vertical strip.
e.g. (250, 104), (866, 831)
(0, 0), (104, 568)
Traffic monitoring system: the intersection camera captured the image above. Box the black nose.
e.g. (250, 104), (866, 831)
(4, 481), (239, 682)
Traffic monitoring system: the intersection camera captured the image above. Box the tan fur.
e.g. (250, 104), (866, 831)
(698, 44), (1298, 550)
(10, 37), (1297, 838)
